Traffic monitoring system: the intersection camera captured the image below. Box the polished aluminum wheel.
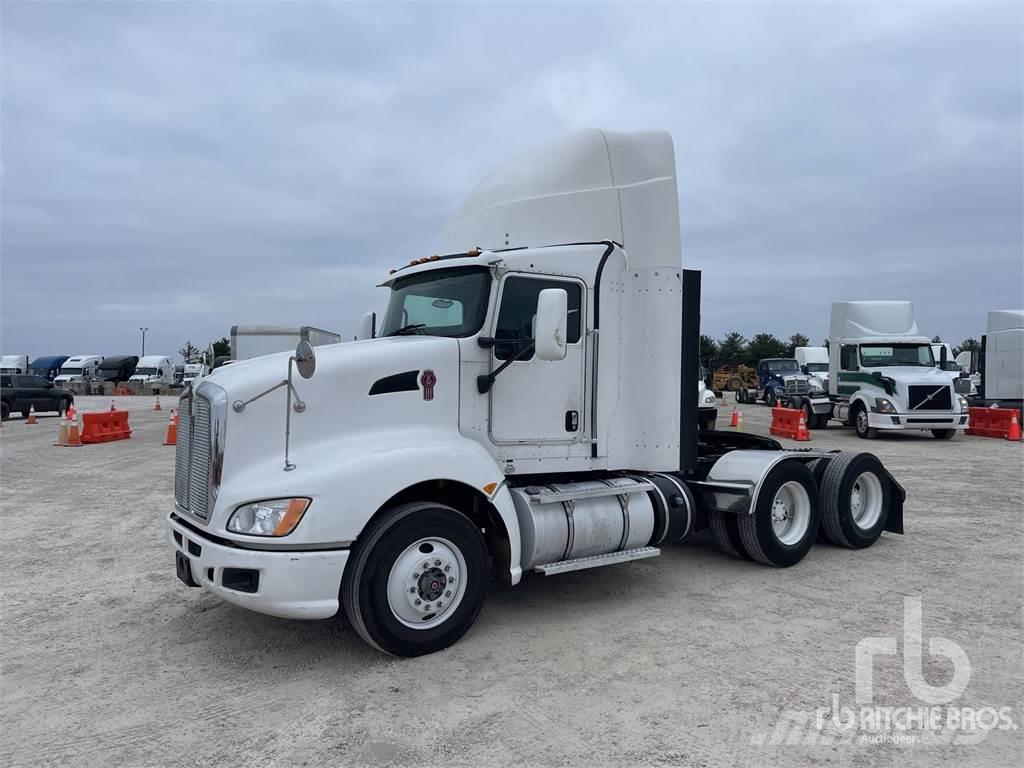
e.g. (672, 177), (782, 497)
(387, 537), (467, 629)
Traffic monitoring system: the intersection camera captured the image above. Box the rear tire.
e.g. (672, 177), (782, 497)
(341, 502), (489, 657)
(765, 390), (778, 408)
(737, 461), (819, 567)
(710, 511), (750, 560)
(737, 388), (746, 404)
(58, 397), (72, 415)
(728, 376), (742, 392)
(820, 452), (892, 548)
(852, 403), (877, 439)
(932, 429), (956, 440)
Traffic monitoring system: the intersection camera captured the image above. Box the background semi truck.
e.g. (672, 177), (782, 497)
(0, 355), (30, 375)
(29, 356), (70, 381)
(169, 130), (905, 657)
(130, 355), (175, 387)
(54, 355), (103, 384)
(827, 301), (970, 439)
(230, 325), (342, 361)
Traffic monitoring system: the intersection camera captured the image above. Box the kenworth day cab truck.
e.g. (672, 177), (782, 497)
(827, 301), (970, 439)
(168, 130), (905, 657)
(795, 346), (830, 388)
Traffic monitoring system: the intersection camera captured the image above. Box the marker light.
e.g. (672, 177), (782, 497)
(228, 498), (311, 537)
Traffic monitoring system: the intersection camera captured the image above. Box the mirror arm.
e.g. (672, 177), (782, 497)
(477, 343), (535, 394)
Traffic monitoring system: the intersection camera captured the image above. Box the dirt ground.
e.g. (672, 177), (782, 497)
(1, 394), (1022, 767)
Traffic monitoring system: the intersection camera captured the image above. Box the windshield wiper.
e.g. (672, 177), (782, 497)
(386, 324), (427, 337)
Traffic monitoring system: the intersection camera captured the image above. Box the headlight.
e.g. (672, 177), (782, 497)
(703, 391), (717, 405)
(957, 395), (970, 412)
(874, 397), (897, 414)
(227, 498), (310, 537)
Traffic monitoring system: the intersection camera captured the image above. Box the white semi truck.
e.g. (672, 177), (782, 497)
(826, 302), (970, 439)
(168, 130), (906, 656)
(54, 355), (103, 385)
(130, 355), (176, 387)
(0, 355), (30, 374)
(795, 346), (830, 388)
(230, 326), (342, 361)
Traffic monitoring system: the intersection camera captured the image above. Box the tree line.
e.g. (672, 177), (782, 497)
(702, 332), (982, 368)
(178, 337), (230, 365)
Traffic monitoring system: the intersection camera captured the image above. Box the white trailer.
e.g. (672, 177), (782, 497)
(970, 310), (1024, 418)
(230, 326), (342, 361)
(168, 130), (905, 656)
(54, 355), (103, 384)
(827, 302), (970, 439)
(0, 355), (30, 375)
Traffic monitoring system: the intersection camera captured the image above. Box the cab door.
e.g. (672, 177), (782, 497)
(487, 274), (586, 444)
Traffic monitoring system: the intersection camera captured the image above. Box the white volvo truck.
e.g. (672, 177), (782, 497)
(827, 301), (970, 439)
(168, 130), (906, 656)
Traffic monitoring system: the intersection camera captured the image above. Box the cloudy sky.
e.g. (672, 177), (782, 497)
(2, 1), (1021, 360)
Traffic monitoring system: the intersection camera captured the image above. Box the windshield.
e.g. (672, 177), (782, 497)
(60, 367), (83, 375)
(860, 344), (934, 368)
(135, 367), (158, 375)
(766, 359), (799, 373)
(380, 266), (491, 337)
(805, 362), (829, 372)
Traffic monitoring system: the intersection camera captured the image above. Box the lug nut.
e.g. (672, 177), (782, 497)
(434, 559), (441, 566)
(436, 602), (443, 608)
(445, 591), (452, 598)
(422, 562), (429, 569)
(414, 599), (421, 605)
(409, 587), (416, 593)
(444, 565), (451, 572)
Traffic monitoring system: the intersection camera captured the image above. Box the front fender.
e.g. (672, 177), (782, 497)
(211, 428), (523, 585)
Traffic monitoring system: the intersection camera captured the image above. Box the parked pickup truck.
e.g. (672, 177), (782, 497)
(0, 374), (74, 420)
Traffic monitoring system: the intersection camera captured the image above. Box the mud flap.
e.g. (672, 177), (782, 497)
(882, 468), (906, 535)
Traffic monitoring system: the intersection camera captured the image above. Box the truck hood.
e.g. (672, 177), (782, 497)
(198, 336), (462, 476)
(868, 366), (954, 385)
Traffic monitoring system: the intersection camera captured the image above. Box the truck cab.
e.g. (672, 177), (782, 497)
(0, 355), (30, 375)
(168, 130), (905, 656)
(828, 302), (969, 439)
(183, 363), (208, 386)
(54, 355), (103, 385)
(130, 356), (175, 388)
(795, 346), (830, 388)
(736, 357), (831, 427)
(29, 356), (70, 381)
(97, 356), (139, 383)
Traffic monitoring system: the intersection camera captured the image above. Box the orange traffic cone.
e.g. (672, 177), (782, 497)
(164, 409), (178, 446)
(154, 396), (162, 412)
(730, 406), (739, 427)
(66, 411), (82, 447)
(1009, 413), (1022, 441)
(796, 412), (811, 441)
(26, 404), (37, 425)
(736, 409), (744, 432)
(54, 410), (69, 446)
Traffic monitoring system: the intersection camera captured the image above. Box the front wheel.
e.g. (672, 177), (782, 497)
(728, 376), (742, 392)
(853, 403), (877, 439)
(341, 502), (489, 657)
(932, 429), (956, 440)
(765, 390), (777, 408)
(0, 401), (8, 420)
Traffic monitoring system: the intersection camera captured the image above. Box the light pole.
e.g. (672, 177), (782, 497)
(139, 327), (149, 357)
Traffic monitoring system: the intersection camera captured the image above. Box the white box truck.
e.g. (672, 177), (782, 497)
(0, 355), (30, 374)
(130, 355), (176, 387)
(168, 130), (906, 656)
(827, 302), (970, 439)
(230, 326), (341, 361)
(54, 355), (103, 385)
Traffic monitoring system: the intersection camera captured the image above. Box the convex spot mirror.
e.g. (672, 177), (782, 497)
(295, 340), (316, 379)
(534, 288), (568, 362)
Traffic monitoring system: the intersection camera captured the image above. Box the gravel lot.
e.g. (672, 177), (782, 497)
(2, 394), (1021, 767)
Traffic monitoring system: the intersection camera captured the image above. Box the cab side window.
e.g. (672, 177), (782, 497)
(840, 345), (858, 371)
(494, 277), (581, 361)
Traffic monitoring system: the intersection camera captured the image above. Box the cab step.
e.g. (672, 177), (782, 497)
(534, 546), (661, 576)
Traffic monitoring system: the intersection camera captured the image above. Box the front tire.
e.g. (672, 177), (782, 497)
(341, 502), (489, 657)
(1, 401), (9, 420)
(737, 461), (819, 567)
(728, 376), (742, 392)
(765, 390), (778, 408)
(852, 403), (877, 439)
(932, 429), (956, 440)
(819, 452), (892, 548)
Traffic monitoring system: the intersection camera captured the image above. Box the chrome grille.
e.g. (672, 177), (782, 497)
(174, 386), (220, 521)
(783, 378), (810, 395)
